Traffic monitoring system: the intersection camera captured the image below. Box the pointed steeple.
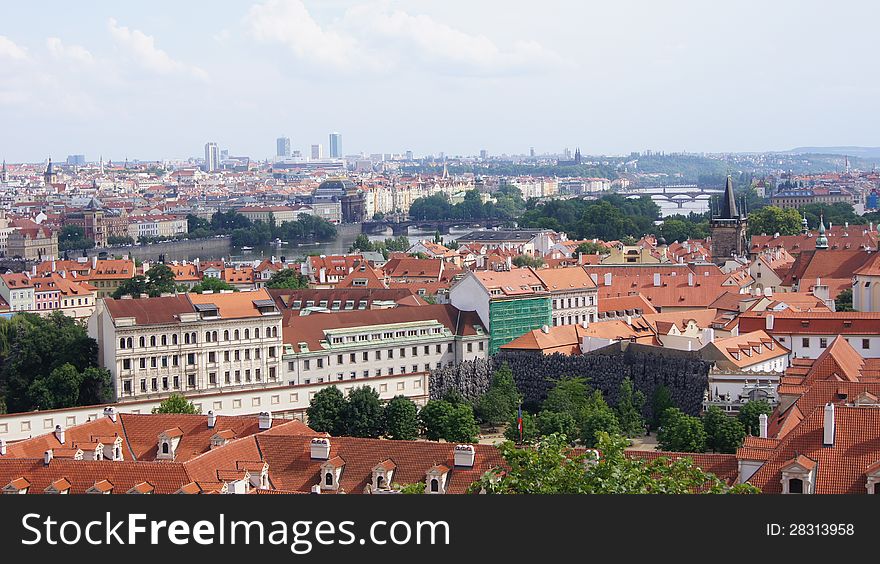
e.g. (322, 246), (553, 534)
(1, 159), (7, 183)
(801, 212), (809, 234)
(816, 214), (828, 249)
(718, 176), (738, 219)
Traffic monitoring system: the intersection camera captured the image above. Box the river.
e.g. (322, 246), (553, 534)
(163, 227), (473, 263)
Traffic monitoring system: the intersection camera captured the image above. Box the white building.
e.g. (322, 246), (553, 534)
(88, 289), (284, 401)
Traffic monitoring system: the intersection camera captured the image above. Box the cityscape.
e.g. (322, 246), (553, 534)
(3, 1), (880, 504)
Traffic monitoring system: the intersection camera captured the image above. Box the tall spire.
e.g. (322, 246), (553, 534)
(1, 159), (6, 183)
(816, 214), (828, 250)
(718, 176), (738, 219)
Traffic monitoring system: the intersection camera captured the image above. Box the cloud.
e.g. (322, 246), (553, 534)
(46, 37), (94, 65)
(343, 5), (571, 74)
(0, 35), (28, 61)
(245, 0), (361, 70)
(107, 18), (208, 80)
(244, 0), (567, 76)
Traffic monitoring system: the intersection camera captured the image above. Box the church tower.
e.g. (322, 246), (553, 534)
(43, 157), (57, 185)
(710, 176), (748, 265)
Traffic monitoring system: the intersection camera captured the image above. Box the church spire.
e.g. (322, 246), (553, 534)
(815, 214), (828, 249)
(718, 176), (738, 219)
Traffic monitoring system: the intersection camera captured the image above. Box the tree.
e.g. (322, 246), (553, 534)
(190, 277), (238, 293)
(579, 391), (621, 448)
(650, 385), (676, 430)
(476, 363), (521, 428)
(615, 377), (646, 437)
(152, 393), (199, 414)
(266, 268), (309, 289)
(470, 432), (759, 494)
(504, 410), (539, 443)
(445, 403), (480, 443)
(511, 255), (544, 268)
(144, 264), (179, 296)
(747, 206), (802, 236)
(419, 399), (479, 442)
(738, 399), (773, 436)
(342, 386), (384, 438)
(107, 235), (135, 246)
(543, 377), (592, 418)
(420, 399), (455, 441)
(58, 225), (95, 251)
(836, 289), (854, 312)
(657, 408), (706, 452)
(536, 410), (579, 442)
(111, 275), (149, 299)
(574, 241), (608, 255)
(703, 406), (746, 454)
(393, 482), (425, 494)
(0, 312), (110, 413)
(307, 386), (347, 435)
(384, 395), (419, 440)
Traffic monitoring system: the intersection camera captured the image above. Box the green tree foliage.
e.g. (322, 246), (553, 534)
(504, 410), (539, 443)
(190, 277), (238, 293)
(107, 235), (135, 246)
(542, 377), (592, 417)
(519, 194), (659, 241)
(652, 385), (675, 429)
(112, 263), (179, 299)
(470, 432), (759, 494)
(511, 255), (544, 268)
(383, 395), (419, 440)
(0, 312), (112, 413)
(615, 377), (646, 437)
(579, 391), (621, 447)
(393, 482), (425, 494)
(659, 217), (709, 243)
(476, 363), (521, 427)
(306, 386), (347, 436)
(747, 206), (803, 236)
(58, 225), (95, 251)
(536, 410), (579, 441)
(409, 193), (454, 220)
(657, 408), (706, 453)
(152, 393), (199, 414)
(703, 406), (746, 453)
(419, 399), (479, 442)
(574, 241), (609, 255)
(342, 386), (385, 438)
(265, 268), (310, 289)
(799, 202), (864, 229)
(738, 399), (773, 436)
(835, 288), (854, 312)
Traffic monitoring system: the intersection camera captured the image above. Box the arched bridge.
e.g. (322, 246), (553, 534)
(362, 218), (508, 236)
(616, 185), (724, 209)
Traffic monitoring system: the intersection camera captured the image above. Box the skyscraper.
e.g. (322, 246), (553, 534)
(204, 142), (219, 172)
(311, 144), (323, 160)
(329, 132), (342, 158)
(276, 136), (291, 158)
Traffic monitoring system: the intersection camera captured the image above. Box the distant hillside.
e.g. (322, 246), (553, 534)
(788, 146), (880, 159)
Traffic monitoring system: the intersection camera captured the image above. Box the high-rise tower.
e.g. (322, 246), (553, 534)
(709, 176), (748, 264)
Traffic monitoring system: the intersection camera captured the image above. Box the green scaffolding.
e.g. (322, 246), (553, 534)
(488, 297), (552, 354)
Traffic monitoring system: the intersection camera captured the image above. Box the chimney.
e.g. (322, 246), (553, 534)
(0, 438), (6, 456)
(44, 449), (53, 465)
(687, 272), (694, 287)
(92, 255), (98, 269)
(590, 273), (598, 285)
(454, 444), (475, 467)
(319, 267), (326, 284)
(823, 403), (835, 446)
(581, 319), (589, 329)
(310, 437), (331, 460)
(759, 413), (768, 439)
(310, 484), (322, 494)
(541, 324), (550, 334)
(207, 410), (216, 429)
(51, 259), (56, 272)
(765, 314), (774, 331)
(603, 272), (612, 286)
(54, 424), (65, 445)
(763, 287), (772, 297)
(653, 272), (661, 287)
(258, 411), (272, 430)
(104, 406), (118, 422)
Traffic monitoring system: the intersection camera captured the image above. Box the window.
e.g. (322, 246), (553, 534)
(788, 478), (804, 494)
(400, 348), (406, 358)
(375, 351), (381, 360)
(819, 338), (828, 349)
(802, 338), (810, 348)
(244, 329), (250, 339)
(362, 351), (368, 361)
(467, 343), (473, 353)
(304, 359), (310, 370)
(317, 358), (324, 369)
(424, 345), (430, 355)
(337, 354), (343, 365)
(863, 339), (870, 350)
(350, 353), (356, 363)
(122, 359), (131, 370)
(479, 341), (485, 351)
(412, 347), (418, 356)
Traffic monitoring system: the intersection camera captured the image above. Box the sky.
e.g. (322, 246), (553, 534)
(1, 0), (879, 162)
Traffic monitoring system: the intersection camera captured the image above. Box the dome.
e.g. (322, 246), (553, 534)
(314, 178), (357, 199)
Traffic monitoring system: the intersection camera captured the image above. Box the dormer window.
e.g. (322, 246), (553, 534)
(319, 456), (345, 491)
(780, 455), (817, 494)
(424, 465), (449, 494)
(157, 427), (183, 461)
(371, 459), (396, 492)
